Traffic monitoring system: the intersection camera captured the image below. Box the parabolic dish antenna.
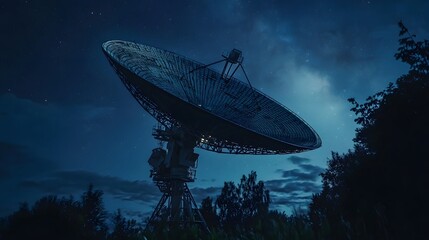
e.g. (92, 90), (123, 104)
(103, 40), (321, 154)
(102, 40), (321, 232)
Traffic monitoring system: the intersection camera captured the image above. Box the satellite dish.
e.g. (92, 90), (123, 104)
(102, 40), (321, 232)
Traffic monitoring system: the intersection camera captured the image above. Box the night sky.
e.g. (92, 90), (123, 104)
(1, 0), (428, 220)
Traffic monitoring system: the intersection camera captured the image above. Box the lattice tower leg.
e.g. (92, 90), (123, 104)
(145, 181), (210, 233)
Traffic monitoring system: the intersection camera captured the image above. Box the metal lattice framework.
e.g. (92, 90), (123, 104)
(145, 181), (209, 232)
(102, 40), (321, 154)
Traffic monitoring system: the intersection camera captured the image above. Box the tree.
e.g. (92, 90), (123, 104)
(239, 171), (270, 219)
(348, 21), (429, 239)
(0, 185), (149, 240)
(216, 181), (242, 230)
(109, 209), (142, 240)
(200, 197), (218, 229)
(309, 22), (429, 240)
(215, 171), (270, 232)
(1, 196), (84, 240)
(81, 184), (108, 240)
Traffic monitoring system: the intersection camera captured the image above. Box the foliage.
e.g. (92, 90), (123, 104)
(109, 209), (142, 240)
(2, 195), (84, 240)
(201, 172), (315, 240)
(0, 177), (314, 240)
(200, 196), (219, 229)
(81, 184), (108, 240)
(215, 171), (270, 233)
(309, 22), (429, 240)
(0, 185), (139, 240)
(145, 171), (314, 240)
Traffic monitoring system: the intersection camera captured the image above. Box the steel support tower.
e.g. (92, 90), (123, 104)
(145, 126), (209, 233)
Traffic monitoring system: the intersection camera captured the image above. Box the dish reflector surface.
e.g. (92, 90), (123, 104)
(103, 40), (321, 154)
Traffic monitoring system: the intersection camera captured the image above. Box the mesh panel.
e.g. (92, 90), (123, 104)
(103, 40), (321, 153)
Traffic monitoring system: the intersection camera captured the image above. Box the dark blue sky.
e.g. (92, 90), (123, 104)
(1, 0), (428, 219)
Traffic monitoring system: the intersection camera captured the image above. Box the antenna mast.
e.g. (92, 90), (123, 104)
(146, 126), (209, 233)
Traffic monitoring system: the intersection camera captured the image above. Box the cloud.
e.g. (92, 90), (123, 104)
(281, 181), (321, 193)
(287, 156), (311, 165)
(277, 162), (325, 182)
(267, 162), (325, 210)
(0, 141), (58, 217)
(281, 169), (318, 181)
(20, 170), (160, 204)
(18, 169), (223, 216)
(266, 177), (322, 211)
(122, 209), (153, 221)
(189, 186), (222, 204)
(0, 93), (118, 166)
(270, 194), (315, 206)
(265, 178), (320, 194)
(299, 163), (325, 174)
(0, 141), (56, 180)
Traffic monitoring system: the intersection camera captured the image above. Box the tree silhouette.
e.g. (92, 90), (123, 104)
(216, 181), (242, 230)
(0, 175), (315, 239)
(200, 196), (218, 229)
(0, 185), (111, 240)
(239, 171), (270, 218)
(81, 184), (108, 240)
(215, 171), (270, 232)
(309, 22), (429, 240)
(2, 196), (83, 240)
(109, 209), (142, 240)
